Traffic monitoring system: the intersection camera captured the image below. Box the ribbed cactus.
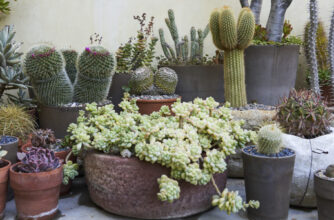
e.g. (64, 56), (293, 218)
(257, 124), (283, 155)
(128, 67), (154, 95)
(61, 49), (78, 84)
(24, 45), (73, 106)
(73, 46), (114, 103)
(325, 164), (334, 178)
(210, 6), (255, 107)
(154, 67), (178, 95)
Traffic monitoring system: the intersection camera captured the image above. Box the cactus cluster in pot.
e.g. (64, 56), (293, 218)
(256, 124), (283, 155)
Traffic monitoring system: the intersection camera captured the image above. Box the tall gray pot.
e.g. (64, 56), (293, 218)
(244, 45), (300, 105)
(242, 148), (296, 220)
(108, 73), (131, 112)
(314, 170), (334, 220)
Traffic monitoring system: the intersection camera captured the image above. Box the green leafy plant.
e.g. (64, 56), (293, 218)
(276, 89), (332, 139)
(67, 96), (258, 214)
(63, 160), (79, 185)
(6, 88), (36, 109)
(0, 0), (16, 14)
(256, 124), (283, 155)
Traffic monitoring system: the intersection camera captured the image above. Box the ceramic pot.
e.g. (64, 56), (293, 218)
(0, 159), (11, 219)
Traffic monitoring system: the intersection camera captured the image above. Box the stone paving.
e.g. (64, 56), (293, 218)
(4, 178), (318, 220)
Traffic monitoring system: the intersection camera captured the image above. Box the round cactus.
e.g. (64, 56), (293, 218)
(73, 46), (114, 103)
(24, 44), (73, 106)
(325, 164), (334, 178)
(61, 49), (78, 84)
(129, 67), (154, 95)
(154, 67), (178, 95)
(257, 124), (283, 155)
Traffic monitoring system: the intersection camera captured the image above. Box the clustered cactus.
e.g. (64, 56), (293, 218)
(210, 6), (255, 107)
(256, 124), (283, 155)
(61, 49), (78, 84)
(159, 9), (209, 64)
(325, 164), (334, 178)
(16, 147), (60, 173)
(129, 67), (178, 95)
(67, 97), (257, 213)
(31, 129), (62, 151)
(276, 89), (331, 138)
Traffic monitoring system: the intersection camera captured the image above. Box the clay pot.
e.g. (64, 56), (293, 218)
(10, 163), (62, 220)
(0, 159), (11, 219)
(84, 152), (227, 219)
(314, 170), (334, 220)
(135, 97), (179, 115)
(242, 147), (296, 220)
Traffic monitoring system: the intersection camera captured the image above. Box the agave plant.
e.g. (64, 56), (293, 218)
(6, 88), (36, 108)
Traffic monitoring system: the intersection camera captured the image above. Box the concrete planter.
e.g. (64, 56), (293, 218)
(84, 152), (227, 219)
(314, 170), (334, 220)
(282, 128), (334, 207)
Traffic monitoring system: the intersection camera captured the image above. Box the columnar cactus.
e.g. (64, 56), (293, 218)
(257, 124), (283, 155)
(325, 164), (334, 178)
(210, 6), (255, 107)
(61, 49), (78, 84)
(73, 46), (114, 103)
(154, 67), (178, 95)
(128, 67), (154, 95)
(24, 45), (73, 106)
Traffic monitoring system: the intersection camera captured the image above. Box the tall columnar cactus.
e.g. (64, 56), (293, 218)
(24, 45), (73, 106)
(154, 67), (178, 95)
(329, 9), (334, 100)
(257, 124), (283, 155)
(209, 6), (255, 107)
(306, 0), (320, 94)
(128, 67), (154, 95)
(61, 49), (78, 84)
(159, 9), (209, 63)
(325, 164), (334, 178)
(73, 46), (114, 103)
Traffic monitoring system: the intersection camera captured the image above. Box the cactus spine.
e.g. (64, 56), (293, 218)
(325, 164), (334, 178)
(24, 45), (73, 106)
(257, 124), (283, 155)
(61, 49), (78, 84)
(209, 7), (255, 107)
(73, 46), (114, 103)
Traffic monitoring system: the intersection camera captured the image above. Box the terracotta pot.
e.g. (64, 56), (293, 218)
(10, 163), (62, 220)
(135, 97), (179, 115)
(314, 170), (334, 220)
(84, 152), (227, 219)
(0, 159), (11, 219)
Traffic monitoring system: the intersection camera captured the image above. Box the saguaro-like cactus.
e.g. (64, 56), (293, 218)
(73, 46), (114, 103)
(24, 45), (73, 106)
(210, 6), (255, 107)
(257, 124), (283, 155)
(61, 49), (78, 84)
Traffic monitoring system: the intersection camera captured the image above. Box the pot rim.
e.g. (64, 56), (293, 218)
(38, 101), (111, 111)
(248, 44), (300, 48)
(0, 159), (11, 171)
(135, 96), (181, 103)
(10, 162), (63, 176)
(161, 64), (224, 67)
(314, 169), (334, 182)
(242, 146), (296, 160)
(0, 136), (19, 145)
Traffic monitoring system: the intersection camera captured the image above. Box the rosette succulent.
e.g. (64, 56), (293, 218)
(31, 129), (62, 151)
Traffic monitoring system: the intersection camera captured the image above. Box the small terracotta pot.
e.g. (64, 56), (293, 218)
(10, 163), (62, 220)
(135, 97), (179, 115)
(0, 159), (11, 219)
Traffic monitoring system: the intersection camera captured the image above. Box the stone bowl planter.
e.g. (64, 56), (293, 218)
(84, 152), (227, 219)
(135, 97), (179, 115)
(314, 169), (334, 220)
(282, 128), (334, 207)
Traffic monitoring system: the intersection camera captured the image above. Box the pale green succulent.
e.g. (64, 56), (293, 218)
(157, 175), (180, 203)
(63, 160), (79, 185)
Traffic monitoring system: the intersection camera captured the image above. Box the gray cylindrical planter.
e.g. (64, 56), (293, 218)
(0, 136), (18, 164)
(314, 170), (334, 220)
(244, 45), (300, 106)
(242, 147), (296, 220)
(108, 73), (131, 112)
(165, 65), (224, 103)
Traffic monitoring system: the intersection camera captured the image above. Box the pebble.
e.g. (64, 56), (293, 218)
(243, 145), (295, 158)
(132, 94), (180, 100)
(231, 103), (276, 111)
(0, 136), (18, 145)
(62, 100), (112, 107)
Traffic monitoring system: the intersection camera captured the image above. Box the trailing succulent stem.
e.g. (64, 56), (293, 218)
(257, 124), (283, 155)
(61, 49), (78, 84)
(210, 7), (255, 107)
(73, 46), (114, 103)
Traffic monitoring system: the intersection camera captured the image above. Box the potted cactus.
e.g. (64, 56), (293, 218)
(67, 97), (258, 219)
(129, 66), (179, 115)
(61, 49), (78, 84)
(158, 9), (224, 103)
(0, 147), (10, 219)
(10, 147), (62, 220)
(23, 42), (114, 138)
(242, 124), (296, 220)
(276, 89), (334, 207)
(314, 164), (334, 220)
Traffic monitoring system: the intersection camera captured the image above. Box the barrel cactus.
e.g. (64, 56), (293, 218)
(128, 67), (154, 95)
(23, 45), (73, 106)
(61, 49), (78, 84)
(73, 46), (114, 103)
(256, 124), (283, 155)
(154, 67), (178, 95)
(325, 164), (334, 178)
(209, 6), (255, 107)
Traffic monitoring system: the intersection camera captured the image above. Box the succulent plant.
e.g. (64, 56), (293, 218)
(6, 88), (37, 109)
(128, 67), (154, 95)
(61, 49), (78, 84)
(23, 44), (73, 106)
(73, 46), (114, 103)
(276, 89), (331, 139)
(210, 6), (255, 107)
(154, 67), (178, 95)
(31, 129), (62, 151)
(256, 124), (283, 155)
(63, 160), (79, 185)
(0, 105), (36, 140)
(16, 147), (60, 173)
(157, 175), (180, 203)
(325, 164), (334, 178)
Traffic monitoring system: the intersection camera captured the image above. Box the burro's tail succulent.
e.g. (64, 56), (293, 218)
(23, 45), (73, 106)
(256, 124), (283, 155)
(73, 46), (114, 103)
(61, 49), (78, 84)
(210, 6), (255, 107)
